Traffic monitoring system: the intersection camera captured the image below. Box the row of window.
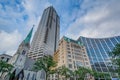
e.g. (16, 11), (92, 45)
(80, 36), (120, 72)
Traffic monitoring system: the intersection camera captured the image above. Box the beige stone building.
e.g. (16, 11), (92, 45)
(54, 36), (91, 71)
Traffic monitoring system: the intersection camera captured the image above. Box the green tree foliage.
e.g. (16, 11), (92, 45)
(0, 60), (13, 78)
(33, 55), (56, 80)
(110, 44), (120, 76)
(55, 67), (61, 80)
(93, 71), (111, 80)
(74, 66), (93, 80)
(60, 66), (72, 80)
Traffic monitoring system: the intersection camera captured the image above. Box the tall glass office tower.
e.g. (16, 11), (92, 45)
(78, 36), (120, 73)
(28, 6), (60, 60)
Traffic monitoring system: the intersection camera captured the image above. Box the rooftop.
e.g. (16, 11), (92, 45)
(63, 36), (84, 46)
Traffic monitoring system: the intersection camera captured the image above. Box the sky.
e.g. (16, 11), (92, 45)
(0, 0), (120, 55)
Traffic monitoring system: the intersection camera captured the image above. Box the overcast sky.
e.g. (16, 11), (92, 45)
(0, 0), (120, 55)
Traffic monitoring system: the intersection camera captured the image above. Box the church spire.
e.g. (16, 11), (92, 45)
(24, 26), (34, 44)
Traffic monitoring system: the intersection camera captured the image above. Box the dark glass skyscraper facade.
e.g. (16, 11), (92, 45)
(78, 36), (120, 73)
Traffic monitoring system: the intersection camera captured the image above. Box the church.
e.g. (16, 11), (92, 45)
(1, 27), (46, 80)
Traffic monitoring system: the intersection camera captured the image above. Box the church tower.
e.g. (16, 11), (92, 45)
(9, 27), (33, 68)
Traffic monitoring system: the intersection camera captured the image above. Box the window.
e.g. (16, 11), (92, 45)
(67, 48), (70, 50)
(72, 56), (74, 59)
(68, 64), (72, 68)
(67, 45), (70, 47)
(6, 58), (9, 62)
(32, 74), (35, 80)
(68, 51), (70, 53)
(33, 55), (36, 57)
(84, 55), (87, 57)
(22, 50), (26, 55)
(67, 42), (69, 44)
(27, 73), (30, 80)
(1, 57), (4, 59)
(85, 58), (88, 61)
(102, 67), (108, 72)
(86, 62), (89, 65)
(20, 58), (22, 62)
(68, 55), (71, 58)
(75, 56), (82, 60)
(38, 54), (43, 56)
(76, 61), (83, 66)
(44, 28), (49, 43)
(68, 59), (72, 62)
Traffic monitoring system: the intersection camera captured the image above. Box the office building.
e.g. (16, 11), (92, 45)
(54, 36), (91, 71)
(28, 6), (60, 60)
(78, 36), (120, 76)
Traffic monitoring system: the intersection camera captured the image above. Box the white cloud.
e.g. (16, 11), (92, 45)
(1, 0), (120, 55)
(22, 0), (52, 30)
(20, 0), (52, 42)
(5, 50), (16, 56)
(0, 30), (22, 55)
(65, 0), (120, 39)
(0, 0), (52, 56)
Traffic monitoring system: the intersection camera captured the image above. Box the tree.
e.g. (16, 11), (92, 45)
(93, 71), (111, 80)
(0, 60), (13, 78)
(60, 66), (71, 80)
(74, 66), (93, 80)
(33, 55), (56, 80)
(104, 73), (111, 80)
(109, 43), (120, 77)
(55, 67), (61, 80)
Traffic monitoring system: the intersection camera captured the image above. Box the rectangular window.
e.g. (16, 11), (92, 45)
(68, 64), (72, 68)
(86, 62), (89, 65)
(84, 55), (87, 57)
(85, 58), (88, 61)
(68, 51), (71, 53)
(68, 59), (72, 62)
(68, 55), (71, 58)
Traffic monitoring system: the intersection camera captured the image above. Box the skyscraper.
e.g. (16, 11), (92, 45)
(28, 6), (60, 60)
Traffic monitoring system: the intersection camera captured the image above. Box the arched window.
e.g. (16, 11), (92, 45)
(27, 73), (30, 80)
(22, 50), (26, 55)
(32, 74), (35, 80)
